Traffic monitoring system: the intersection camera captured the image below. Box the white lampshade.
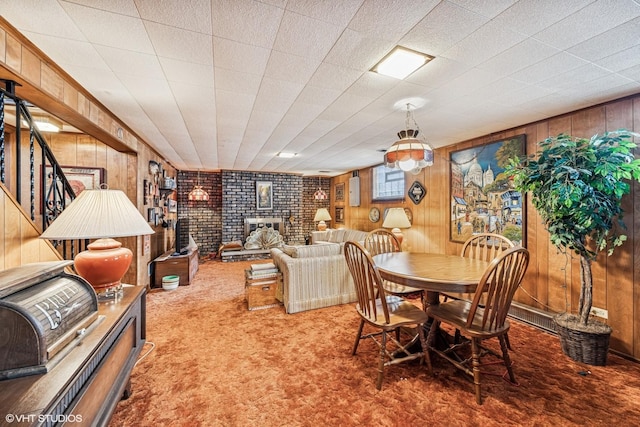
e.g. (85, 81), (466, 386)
(40, 188), (154, 239)
(382, 208), (411, 229)
(314, 208), (332, 222)
(314, 208), (332, 231)
(40, 188), (154, 298)
(382, 208), (411, 245)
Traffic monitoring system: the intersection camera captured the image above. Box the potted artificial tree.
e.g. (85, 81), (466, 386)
(506, 130), (640, 365)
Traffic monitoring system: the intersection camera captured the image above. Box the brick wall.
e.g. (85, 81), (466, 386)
(177, 170), (330, 256)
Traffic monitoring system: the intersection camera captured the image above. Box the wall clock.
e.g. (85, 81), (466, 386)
(368, 207), (380, 223)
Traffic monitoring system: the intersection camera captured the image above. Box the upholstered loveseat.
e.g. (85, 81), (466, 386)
(270, 229), (368, 314)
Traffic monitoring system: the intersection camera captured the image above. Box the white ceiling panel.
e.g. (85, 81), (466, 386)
(2, 1), (639, 176)
(136, 0), (212, 33)
(60, 2), (154, 53)
(145, 22), (213, 65)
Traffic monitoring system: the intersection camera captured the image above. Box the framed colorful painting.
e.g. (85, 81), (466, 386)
(450, 135), (526, 244)
(256, 181), (273, 210)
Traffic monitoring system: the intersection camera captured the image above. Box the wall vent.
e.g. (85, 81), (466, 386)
(508, 302), (557, 333)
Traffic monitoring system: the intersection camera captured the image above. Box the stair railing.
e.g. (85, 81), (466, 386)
(0, 79), (87, 260)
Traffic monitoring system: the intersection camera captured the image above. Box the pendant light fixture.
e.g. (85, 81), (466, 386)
(384, 103), (434, 175)
(313, 177), (327, 200)
(188, 170), (209, 201)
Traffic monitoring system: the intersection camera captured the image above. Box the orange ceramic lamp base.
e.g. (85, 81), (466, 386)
(74, 238), (132, 293)
(391, 228), (404, 245)
(317, 221), (328, 231)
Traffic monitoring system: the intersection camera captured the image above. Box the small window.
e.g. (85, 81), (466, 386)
(372, 164), (405, 201)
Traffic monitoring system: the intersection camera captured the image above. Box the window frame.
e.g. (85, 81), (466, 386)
(371, 164), (405, 202)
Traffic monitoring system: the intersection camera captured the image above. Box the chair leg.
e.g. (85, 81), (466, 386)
(504, 332), (512, 350)
(352, 319), (365, 355)
(424, 319), (440, 375)
(376, 331), (387, 390)
(418, 322), (429, 370)
(471, 338), (482, 404)
(499, 335), (516, 384)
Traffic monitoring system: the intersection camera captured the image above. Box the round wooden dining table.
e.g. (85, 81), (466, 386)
(372, 252), (490, 305)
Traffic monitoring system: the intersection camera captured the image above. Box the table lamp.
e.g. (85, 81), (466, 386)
(382, 207), (411, 244)
(40, 188), (154, 299)
(314, 208), (332, 231)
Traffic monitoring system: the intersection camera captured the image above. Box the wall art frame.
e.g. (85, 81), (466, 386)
(335, 206), (345, 223)
(449, 134), (526, 244)
(43, 165), (106, 211)
(335, 182), (345, 202)
(256, 181), (273, 210)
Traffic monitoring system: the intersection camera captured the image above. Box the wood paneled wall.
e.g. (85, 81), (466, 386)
(336, 94), (640, 359)
(0, 18), (175, 288)
(0, 183), (61, 269)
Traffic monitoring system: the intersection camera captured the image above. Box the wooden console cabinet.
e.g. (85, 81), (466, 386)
(0, 285), (146, 426)
(152, 249), (199, 287)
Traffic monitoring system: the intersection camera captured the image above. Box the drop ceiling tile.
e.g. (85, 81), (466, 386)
(253, 78), (304, 115)
(21, 32), (108, 70)
(2, 0), (86, 39)
(508, 52), (589, 84)
(211, 0), (283, 49)
(442, 19), (527, 67)
(145, 22), (213, 65)
(285, 0), (363, 26)
(400, 1), (489, 56)
(348, 0), (440, 41)
(95, 45), (164, 79)
(60, 1), (154, 53)
(491, 0), (594, 36)
(476, 38), (560, 78)
(135, 0), (212, 33)
(295, 85), (342, 107)
(533, 0), (640, 50)
(159, 57), (214, 86)
(273, 11), (343, 60)
(212, 37), (271, 75)
(345, 73), (399, 99)
(538, 63), (611, 91)
(214, 68), (262, 95)
(306, 63), (364, 92)
(567, 17), (640, 62)
(264, 51), (320, 84)
(323, 30), (393, 71)
(447, 0), (517, 18)
(618, 64), (640, 81)
(64, 0), (139, 17)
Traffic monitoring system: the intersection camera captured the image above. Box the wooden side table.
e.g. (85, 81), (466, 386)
(152, 249), (199, 287)
(245, 269), (283, 310)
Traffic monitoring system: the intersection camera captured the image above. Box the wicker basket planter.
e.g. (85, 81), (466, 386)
(554, 313), (612, 366)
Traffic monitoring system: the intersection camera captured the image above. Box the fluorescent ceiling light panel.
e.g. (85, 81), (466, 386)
(371, 46), (434, 80)
(277, 152), (297, 158)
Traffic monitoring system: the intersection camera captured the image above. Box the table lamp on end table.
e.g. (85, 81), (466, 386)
(382, 207), (411, 244)
(40, 188), (154, 299)
(314, 208), (332, 231)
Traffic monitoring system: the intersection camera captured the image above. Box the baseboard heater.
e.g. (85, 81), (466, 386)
(508, 302), (557, 334)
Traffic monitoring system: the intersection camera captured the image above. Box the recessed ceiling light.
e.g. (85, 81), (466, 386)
(371, 46), (434, 80)
(277, 152), (297, 158)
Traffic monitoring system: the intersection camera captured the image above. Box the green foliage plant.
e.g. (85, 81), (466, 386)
(506, 130), (640, 327)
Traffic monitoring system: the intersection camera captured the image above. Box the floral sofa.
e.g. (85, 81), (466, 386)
(270, 229), (368, 314)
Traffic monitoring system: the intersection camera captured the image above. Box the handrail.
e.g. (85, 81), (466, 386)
(0, 79), (87, 259)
